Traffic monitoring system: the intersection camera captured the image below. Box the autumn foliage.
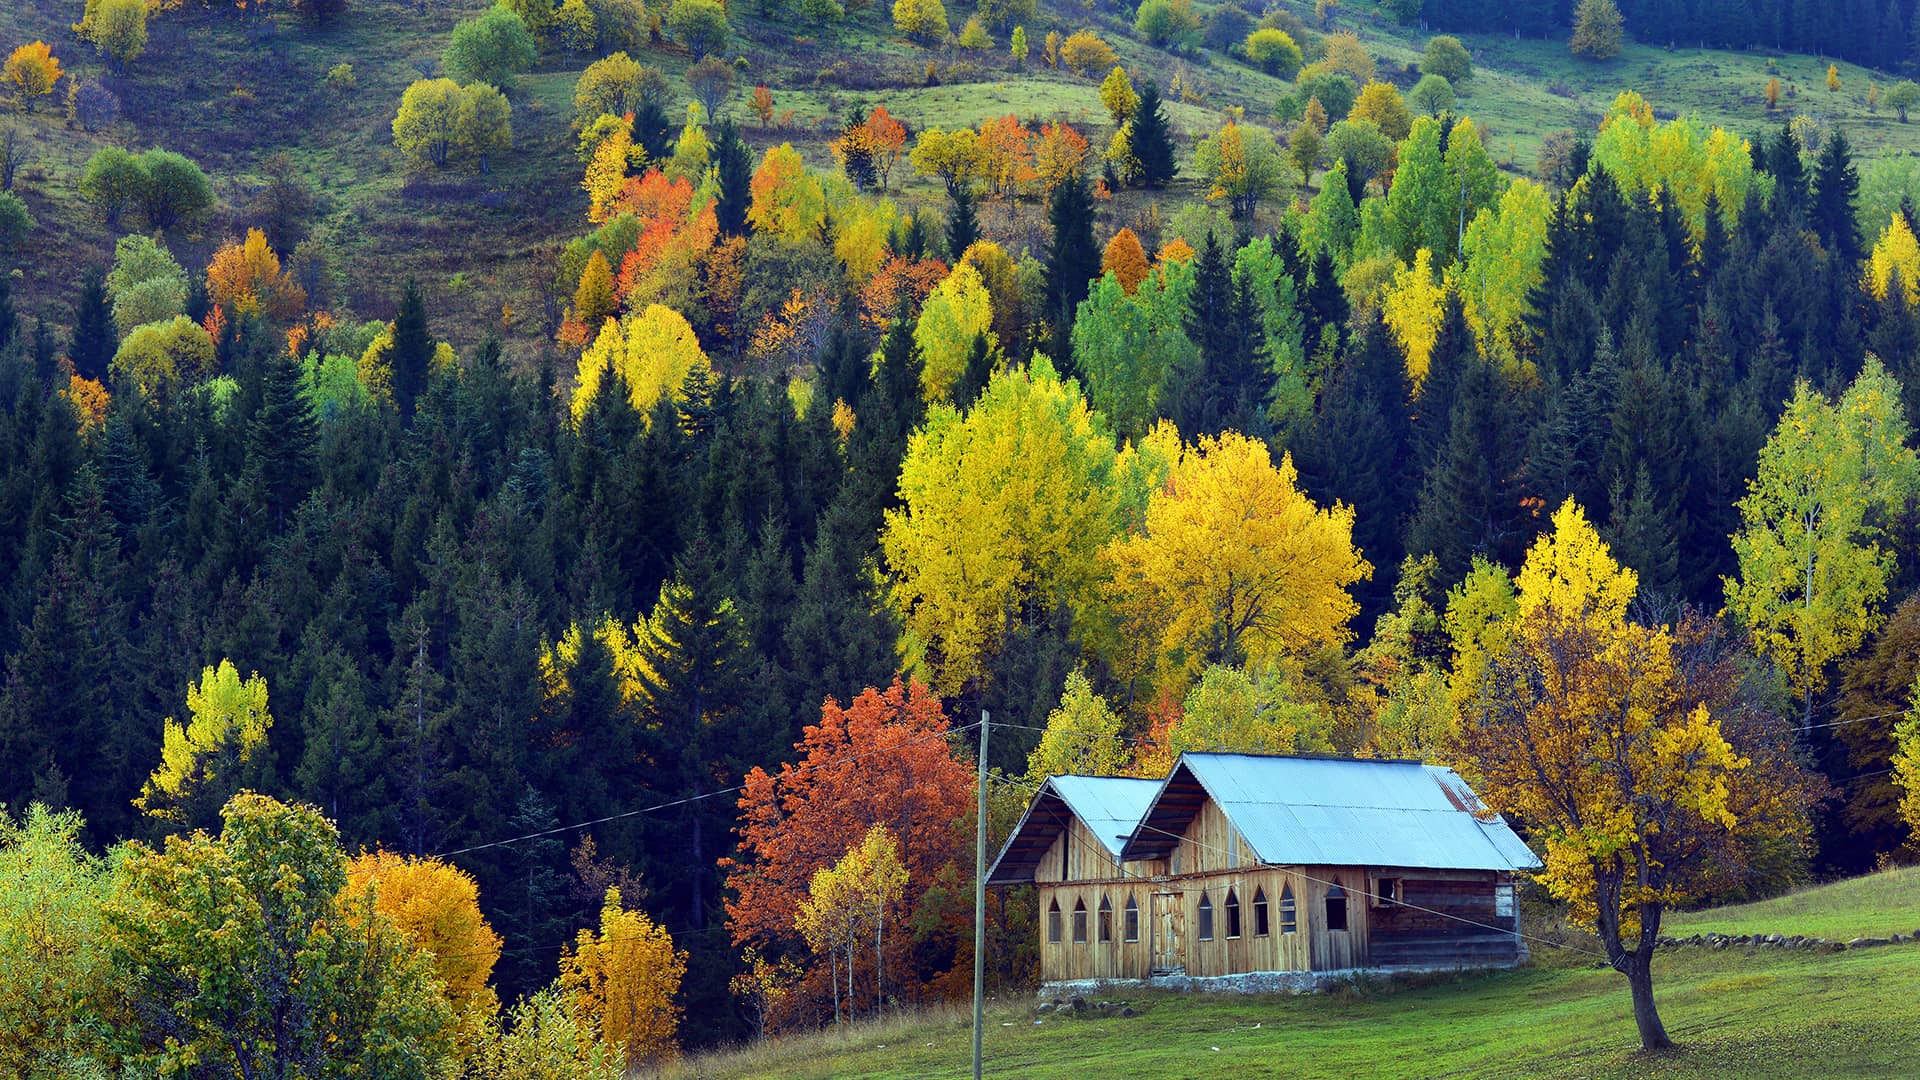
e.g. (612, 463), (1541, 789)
(725, 679), (973, 1024)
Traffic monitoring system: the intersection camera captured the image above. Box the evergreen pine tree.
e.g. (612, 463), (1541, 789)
(0, 273), (13, 350)
(1403, 354), (1524, 584)
(69, 269), (117, 384)
(714, 118), (753, 238)
(390, 280), (434, 421)
(493, 787), (571, 1000)
(633, 537), (760, 931)
(1131, 81), (1177, 188)
(1812, 129), (1863, 266)
(1297, 311), (1413, 620)
(1605, 463), (1682, 600)
(632, 98), (674, 163)
(243, 330), (318, 531)
(947, 182), (979, 259)
(1044, 171), (1100, 371)
(1766, 124), (1808, 218)
(1300, 243), (1350, 359)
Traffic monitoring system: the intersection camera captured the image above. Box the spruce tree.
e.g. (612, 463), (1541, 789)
(1404, 354), (1524, 584)
(634, 537), (759, 931)
(69, 269), (117, 384)
(244, 332), (318, 531)
(1300, 243), (1349, 358)
(632, 98), (674, 163)
(1812, 129), (1862, 266)
(714, 118), (753, 238)
(1766, 124), (1808, 217)
(0, 273), (13, 351)
(390, 280), (434, 421)
(1044, 171), (1100, 371)
(947, 182), (979, 259)
(1131, 81), (1177, 188)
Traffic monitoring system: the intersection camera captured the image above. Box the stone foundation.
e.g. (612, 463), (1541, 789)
(1038, 960), (1524, 1000)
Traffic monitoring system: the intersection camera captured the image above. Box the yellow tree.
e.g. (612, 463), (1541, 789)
(1136, 664), (1336, 774)
(1455, 500), (1815, 1051)
(581, 123), (635, 223)
(1725, 359), (1920, 728)
(1098, 65), (1137, 127)
(1866, 213), (1920, 306)
(558, 887), (687, 1068)
(909, 127), (989, 196)
(1023, 669), (1130, 782)
(913, 262), (996, 402)
(3, 43), (61, 112)
(346, 851), (504, 1019)
(793, 825), (908, 1025)
(570, 304), (711, 428)
(1381, 248), (1446, 385)
(0, 805), (111, 1079)
(135, 660), (274, 826)
(1103, 432), (1370, 697)
(1348, 79), (1412, 142)
(1896, 683), (1920, 841)
(205, 228), (307, 323)
(748, 143), (827, 241)
(881, 358), (1121, 695)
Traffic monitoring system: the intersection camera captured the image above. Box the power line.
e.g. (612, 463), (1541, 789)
(433, 719), (982, 860)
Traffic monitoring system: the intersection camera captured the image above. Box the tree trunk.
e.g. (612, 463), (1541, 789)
(1624, 952), (1673, 1051)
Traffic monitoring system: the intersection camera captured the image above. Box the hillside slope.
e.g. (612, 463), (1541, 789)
(8, 0), (1920, 348)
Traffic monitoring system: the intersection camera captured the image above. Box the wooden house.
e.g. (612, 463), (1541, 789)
(988, 753), (1541, 986)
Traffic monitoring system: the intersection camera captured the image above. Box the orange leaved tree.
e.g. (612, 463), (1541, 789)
(724, 678), (973, 1025)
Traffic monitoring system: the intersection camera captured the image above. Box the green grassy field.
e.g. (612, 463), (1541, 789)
(1666, 865), (1920, 941)
(667, 871), (1920, 1078)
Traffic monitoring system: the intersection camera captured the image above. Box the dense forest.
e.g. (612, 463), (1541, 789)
(4, 0), (1920, 1073)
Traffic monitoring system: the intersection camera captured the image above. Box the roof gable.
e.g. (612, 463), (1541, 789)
(984, 776), (1160, 885)
(1119, 752), (1541, 872)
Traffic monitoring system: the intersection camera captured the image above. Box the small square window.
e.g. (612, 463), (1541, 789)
(1495, 883), (1516, 918)
(1375, 878), (1400, 907)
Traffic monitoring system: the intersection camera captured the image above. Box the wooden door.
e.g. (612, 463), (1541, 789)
(1315, 878), (1354, 970)
(1151, 890), (1184, 973)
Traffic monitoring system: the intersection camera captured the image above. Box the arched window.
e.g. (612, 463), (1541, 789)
(1225, 888), (1242, 939)
(1098, 895), (1113, 943)
(1072, 898), (1089, 944)
(1325, 883), (1349, 932)
(1197, 892), (1214, 941)
(1253, 887), (1270, 937)
(1123, 894), (1139, 942)
(1047, 899), (1062, 944)
(1279, 884), (1297, 934)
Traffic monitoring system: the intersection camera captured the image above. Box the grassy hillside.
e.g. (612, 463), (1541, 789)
(1666, 865), (1920, 941)
(9, 0), (1920, 351)
(669, 872), (1920, 1078)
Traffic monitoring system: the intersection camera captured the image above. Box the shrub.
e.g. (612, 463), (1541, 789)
(957, 15), (992, 49)
(893, 0), (949, 44)
(1407, 73), (1455, 116)
(1242, 28), (1302, 78)
(1134, 0), (1199, 50)
(442, 6), (537, 86)
(68, 80), (121, 132)
(669, 0), (731, 60)
(136, 149), (213, 230)
(324, 63), (356, 92)
(1060, 30), (1117, 77)
(1422, 35), (1472, 84)
(0, 191), (31, 253)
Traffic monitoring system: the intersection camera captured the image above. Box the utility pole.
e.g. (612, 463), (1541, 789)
(972, 711), (989, 1080)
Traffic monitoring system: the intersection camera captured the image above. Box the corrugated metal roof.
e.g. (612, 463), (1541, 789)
(1048, 776), (1162, 859)
(1149, 753), (1542, 872)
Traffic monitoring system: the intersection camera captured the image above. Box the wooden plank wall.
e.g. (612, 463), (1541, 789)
(1033, 808), (1520, 980)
